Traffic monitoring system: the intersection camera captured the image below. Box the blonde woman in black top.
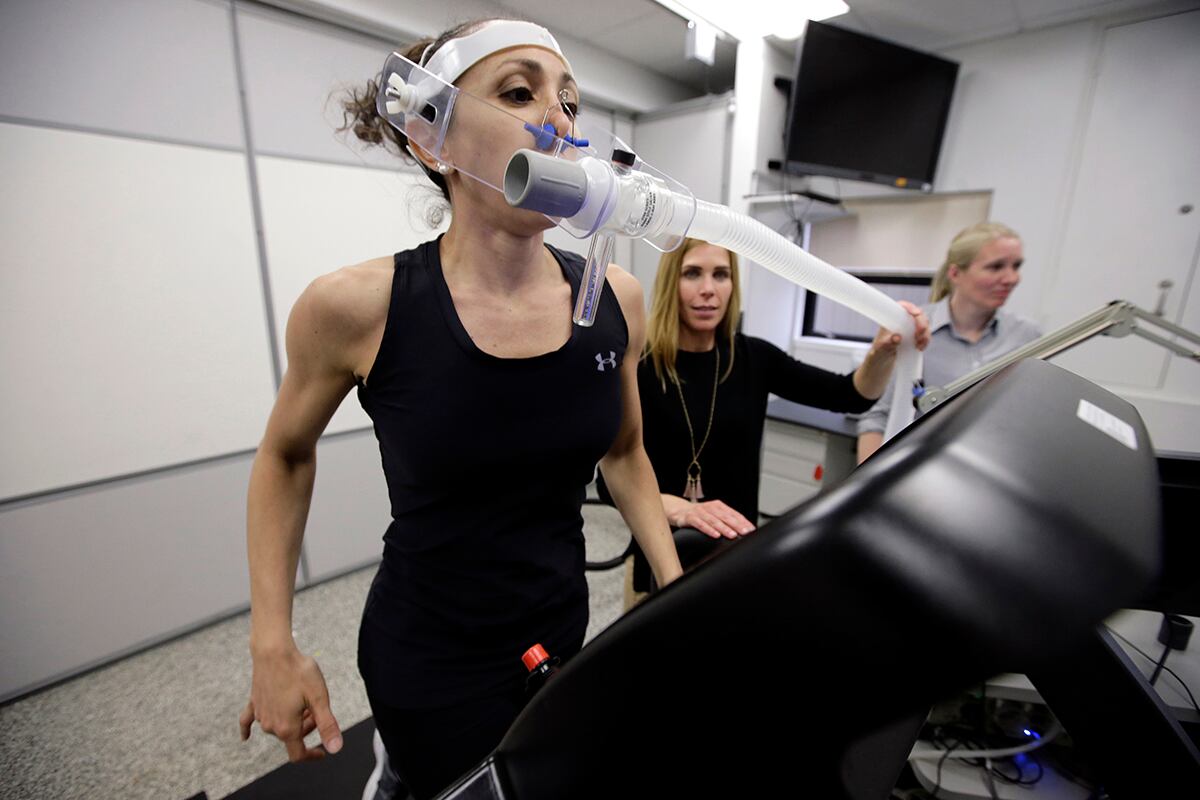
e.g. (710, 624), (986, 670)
(599, 238), (928, 593)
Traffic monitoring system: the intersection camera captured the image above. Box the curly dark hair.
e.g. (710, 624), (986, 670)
(339, 18), (512, 204)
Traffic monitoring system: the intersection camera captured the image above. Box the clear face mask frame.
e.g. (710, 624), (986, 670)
(375, 51), (695, 248)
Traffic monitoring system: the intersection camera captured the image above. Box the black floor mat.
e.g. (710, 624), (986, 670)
(220, 718), (376, 800)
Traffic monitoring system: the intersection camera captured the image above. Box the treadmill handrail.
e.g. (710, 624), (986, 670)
(918, 300), (1200, 413)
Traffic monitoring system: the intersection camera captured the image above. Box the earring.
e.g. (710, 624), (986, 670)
(436, 162), (452, 175)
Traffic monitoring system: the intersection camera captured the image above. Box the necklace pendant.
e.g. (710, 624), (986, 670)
(684, 475), (704, 502)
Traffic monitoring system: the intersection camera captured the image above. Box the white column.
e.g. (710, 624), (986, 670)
(727, 36), (768, 313)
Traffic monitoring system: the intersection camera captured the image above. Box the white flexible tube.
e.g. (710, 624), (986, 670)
(908, 725), (1061, 761)
(503, 149), (923, 440)
(688, 201), (922, 440)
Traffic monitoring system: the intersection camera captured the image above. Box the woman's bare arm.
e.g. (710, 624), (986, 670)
(597, 266), (683, 588)
(240, 264), (388, 761)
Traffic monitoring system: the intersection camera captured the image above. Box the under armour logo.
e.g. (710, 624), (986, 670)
(595, 351), (617, 371)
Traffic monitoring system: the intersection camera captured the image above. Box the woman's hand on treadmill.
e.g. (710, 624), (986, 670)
(240, 643), (343, 762)
(664, 495), (756, 539)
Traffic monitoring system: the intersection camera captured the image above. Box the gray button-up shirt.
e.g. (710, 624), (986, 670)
(855, 298), (1043, 435)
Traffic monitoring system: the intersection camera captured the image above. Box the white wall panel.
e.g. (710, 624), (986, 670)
(634, 103), (729, 204)
(255, 155), (448, 433)
(935, 21), (1100, 324)
(1040, 10), (1200, 390)
(809, 193), (992, 271)
(1140, 228), (1200, 454)
(0, 123), (277, 500)
(255, 0), (695, 113)
(0, 431), (396, 701)
(236, 3), (397, 168)
(1163, 243), (1200, 401)
(0, 0), (244, 148)
(0, 455), (254, 702)
(302, 431), (391, 581)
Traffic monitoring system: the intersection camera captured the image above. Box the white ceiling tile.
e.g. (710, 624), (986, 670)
(497, 0), (659, 39)
(836, 0), (1020, 51)
(830, 8), (876, 37)
(590, 7), (690, 65)
(452, 0), (1179, 100)
(588, 5), (736, 93)
(1012, 0), (1168, 28)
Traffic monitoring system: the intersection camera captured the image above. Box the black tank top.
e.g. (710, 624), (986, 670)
(356, 236), (628, 708)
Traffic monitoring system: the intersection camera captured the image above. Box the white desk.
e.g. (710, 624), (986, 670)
(987, 609), (1200, 724)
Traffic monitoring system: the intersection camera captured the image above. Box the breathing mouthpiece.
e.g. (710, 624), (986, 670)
(504, 150), (589, 218)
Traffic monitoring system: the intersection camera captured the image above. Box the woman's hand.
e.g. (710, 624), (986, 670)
(239, 644), (343, 762)
(853, 301), (931, 400)
(875, 301), (931, 354)
(663, 494), (756, 539)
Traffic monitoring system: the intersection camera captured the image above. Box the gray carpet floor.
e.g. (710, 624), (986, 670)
(0, 503), (632, 800)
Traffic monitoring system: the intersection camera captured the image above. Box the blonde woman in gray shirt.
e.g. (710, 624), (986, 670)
(856, 222), (1042, 462)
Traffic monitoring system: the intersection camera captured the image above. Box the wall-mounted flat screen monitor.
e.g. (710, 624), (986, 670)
(784, 21), (959, 191)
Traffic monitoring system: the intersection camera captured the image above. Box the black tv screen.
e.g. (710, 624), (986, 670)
(784, 21), (959, 191)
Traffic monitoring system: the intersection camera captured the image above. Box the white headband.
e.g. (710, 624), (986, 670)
(419, 20), (573, 85)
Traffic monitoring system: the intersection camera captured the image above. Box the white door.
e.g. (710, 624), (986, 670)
(1044, 10), (1200, 390)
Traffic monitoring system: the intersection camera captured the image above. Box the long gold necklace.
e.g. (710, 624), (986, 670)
(674, 346), (720, 503)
